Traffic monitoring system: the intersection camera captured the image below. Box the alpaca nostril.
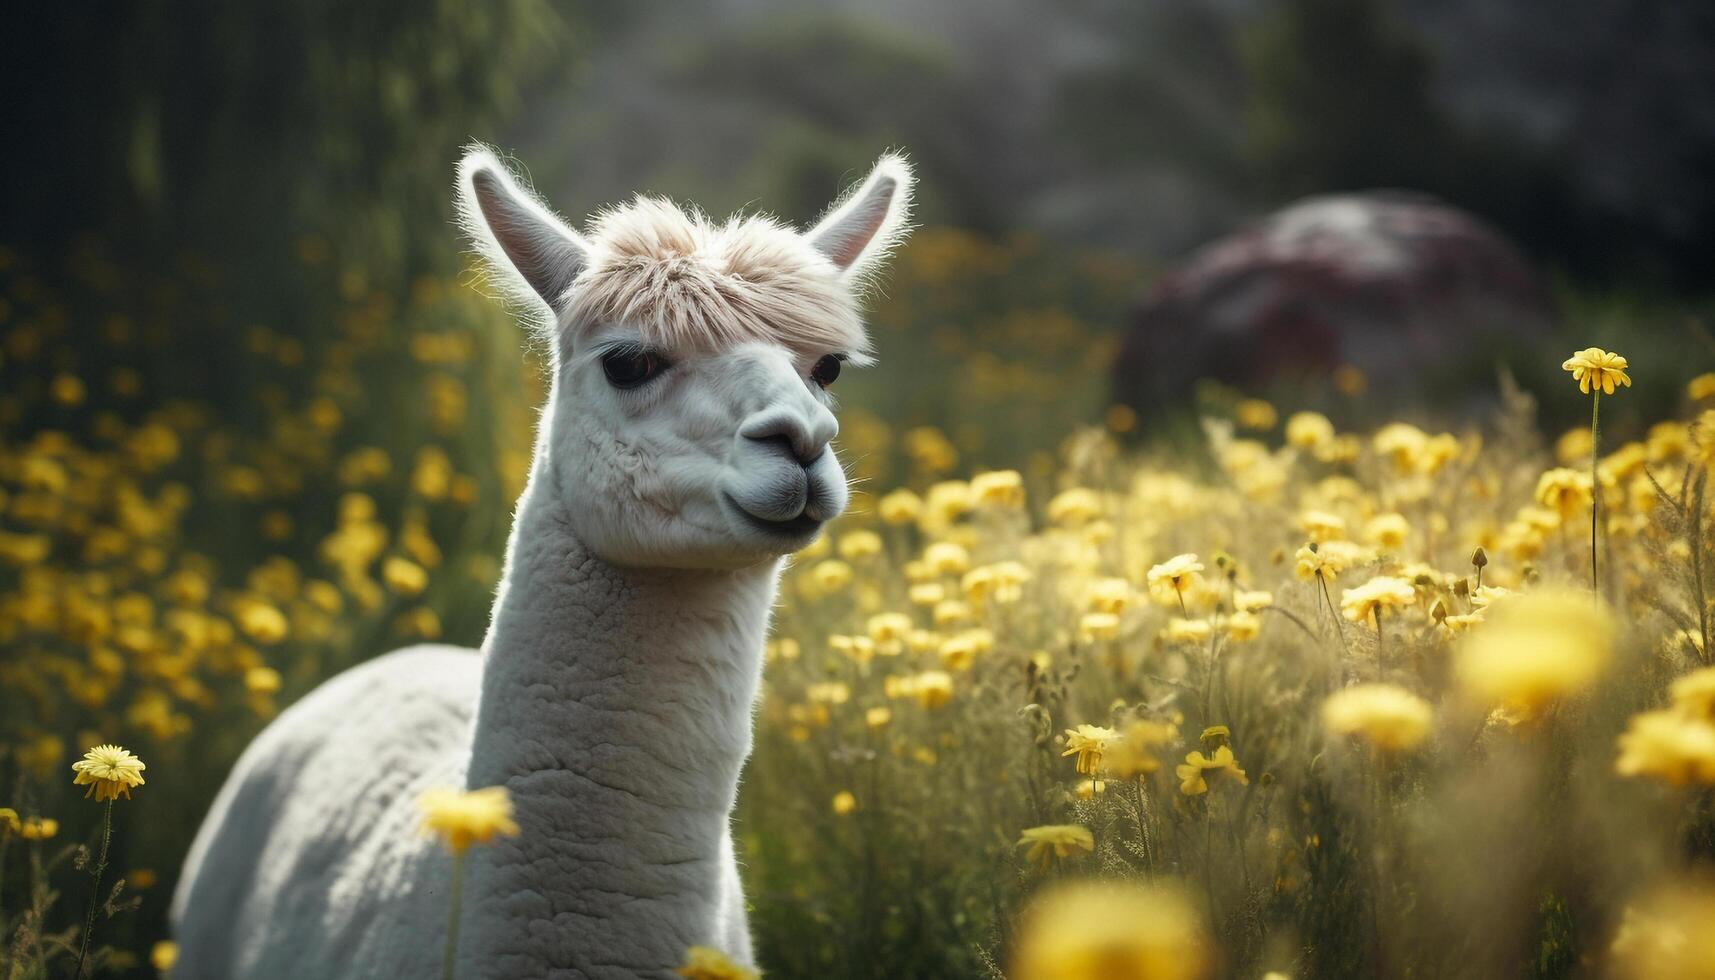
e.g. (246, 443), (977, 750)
(741, 412), (827, 466)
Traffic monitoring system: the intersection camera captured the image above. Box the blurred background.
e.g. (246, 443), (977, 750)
(1, 1), (1712, 975)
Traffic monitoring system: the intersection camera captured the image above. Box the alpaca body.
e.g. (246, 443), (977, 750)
(173, 465), (773, 979)
(173, 145), (912, 977)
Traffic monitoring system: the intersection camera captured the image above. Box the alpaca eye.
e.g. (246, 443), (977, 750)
(601, 347), (668, 389)
(811, 354), (845, 389)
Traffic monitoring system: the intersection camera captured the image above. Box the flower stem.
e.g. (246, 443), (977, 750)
(1374, 608), (1385, 676)
(443, 851), (466, 980)
(73, 800), (114, 980)
(1590, 390), (1601, 597)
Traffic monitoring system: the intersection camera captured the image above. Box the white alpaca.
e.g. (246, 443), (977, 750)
(171, 147), (913, 978)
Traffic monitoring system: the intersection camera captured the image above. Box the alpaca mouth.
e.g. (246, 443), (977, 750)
(723, 493), (824, 539)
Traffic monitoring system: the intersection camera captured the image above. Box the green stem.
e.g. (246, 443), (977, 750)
(74, 800), (114, 980)
(1590, 390), (1602, 597)
(439, 851), (466, 980)
(443, 851), (466, 980)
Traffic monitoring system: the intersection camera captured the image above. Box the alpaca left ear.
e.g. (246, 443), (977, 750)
(806, 153), (914, 279)
(456, 145), (589, 318)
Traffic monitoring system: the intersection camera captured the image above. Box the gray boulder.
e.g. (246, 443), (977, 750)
(1113, 191), (1556, 418)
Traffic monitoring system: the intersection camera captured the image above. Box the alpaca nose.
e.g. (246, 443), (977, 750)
(741, 406), (837, 466)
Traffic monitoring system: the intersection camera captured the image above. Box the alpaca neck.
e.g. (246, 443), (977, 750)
(461, 431), (779, 973)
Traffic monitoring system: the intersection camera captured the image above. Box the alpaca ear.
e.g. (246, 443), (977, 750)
(457, 147), (589, 316)
(806, 153), (914, 278)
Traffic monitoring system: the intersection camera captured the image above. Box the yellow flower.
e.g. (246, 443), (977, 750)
(1175, 745), (1248, 796)
(419, 786), (520, 855)
(382, 556), (428, 596)
(1016, 824), (1095, 870)
(812, 560), (853, 592)
(1047, 488), (1103, 526)
(1561, 347), (1631, 395)
(675, 946), (759, 980)
(1535, 468), (1592, 521)
(1614, 710), (1715, 786)
(1294, 544), (1345, 583)
(865, 706), (892, 729)
(1671, 667), (1715, 719)
(1062, 724), (1119, 775)
(911, 670), (954, 709)
(1078, 611), (1121, 643)
(1285, 410), (1336, 450)
(1222, 610), (1262, 643)
(1075, 778), (1106, 799)
(1455, 590), (1614, 712)
(837, 530), (883, 560)
(1339, 576), (1415, 623)
(970, 469), (1026, 508)
(151, 941), (180, 972)
(1610, 881), (1715, 980)
(71, 744), (147, 802)
(236, 602), (289, 645)
(1164, 618), (1213, 644)
(20, 816), (59, 840)
(1322, 684), (1434, 752)
(1298, 510), (1347, 543)
(877, 489), (923, 525)
(923, 542), (970, 575)
(1106, 720), (1179, 778)
(1147, 554), (1203, 605)
(1689, 372), (1715, 401)
(1235, 398), (1278, 431)
(831, 790), (857, 815)
(1364, 513), (1410, 551)
(0, 809), (17, 835)
(1011, 880), (1211, 980)
(1234, 589), (1274, 612)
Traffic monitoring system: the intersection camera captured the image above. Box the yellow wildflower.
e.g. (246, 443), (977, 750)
(419, 786), (520, 855)
(151, 941), (179, 972)
(1610, 882), (1715, 980)
(1016, 824), (1095, 870)
(71, 744), (147, 802)
(1164, 618), (1213, 644)
(1062, 724), (1119, 775)
(1364, 513), (1410, 551)
(923, 542), (970, 575)
(912, 671), (954, 709)
(1011, 880), (1211, 980)
(837, 530), (883, 560)
(1561, 347), (1631, 395)
(1455, 590), (1613, 712)
(1235, 398), (1278, 430)
(1689, 372), (1715, 401)
(1294, 544), (1345, 583)
(1146, 553), (1203, 605)
(831, 791), (857, 815)
(1535, 468), (1592, 521)
(21, 817), (58, 840)
(1285, 411), (1336, 451)
(1340, 576), (1415, 623)
(970, 469), (1026, 509)
(1322, 684), (1434, 752)
(675, 946), (759, 980)
(877, 489), (922, 525)
(1234, 589), (1274, 612)
(1047, 488), (1103, 526)
(1106, 720), (1179, 778)
(812, 560), (853, 592)
(1298, 510), (1347, 543)
(381, 556), (429, 597)
(1614, 710), (1715, 787)
(1175, 745), (1247, 796)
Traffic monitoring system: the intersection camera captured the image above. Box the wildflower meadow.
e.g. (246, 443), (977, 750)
(3, 233), (1715, 979)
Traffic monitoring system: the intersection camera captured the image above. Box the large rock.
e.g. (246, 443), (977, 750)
(1112, 192), (1557, 418)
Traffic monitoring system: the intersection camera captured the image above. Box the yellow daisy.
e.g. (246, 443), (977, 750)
(70, 744), (146, 802)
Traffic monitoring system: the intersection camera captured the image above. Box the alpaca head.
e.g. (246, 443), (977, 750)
(458, 148), (913, 569)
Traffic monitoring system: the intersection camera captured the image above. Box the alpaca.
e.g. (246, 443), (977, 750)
(170, 146), (913, 978)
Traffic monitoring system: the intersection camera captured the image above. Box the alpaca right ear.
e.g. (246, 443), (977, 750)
(457, 147), (589, 317)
